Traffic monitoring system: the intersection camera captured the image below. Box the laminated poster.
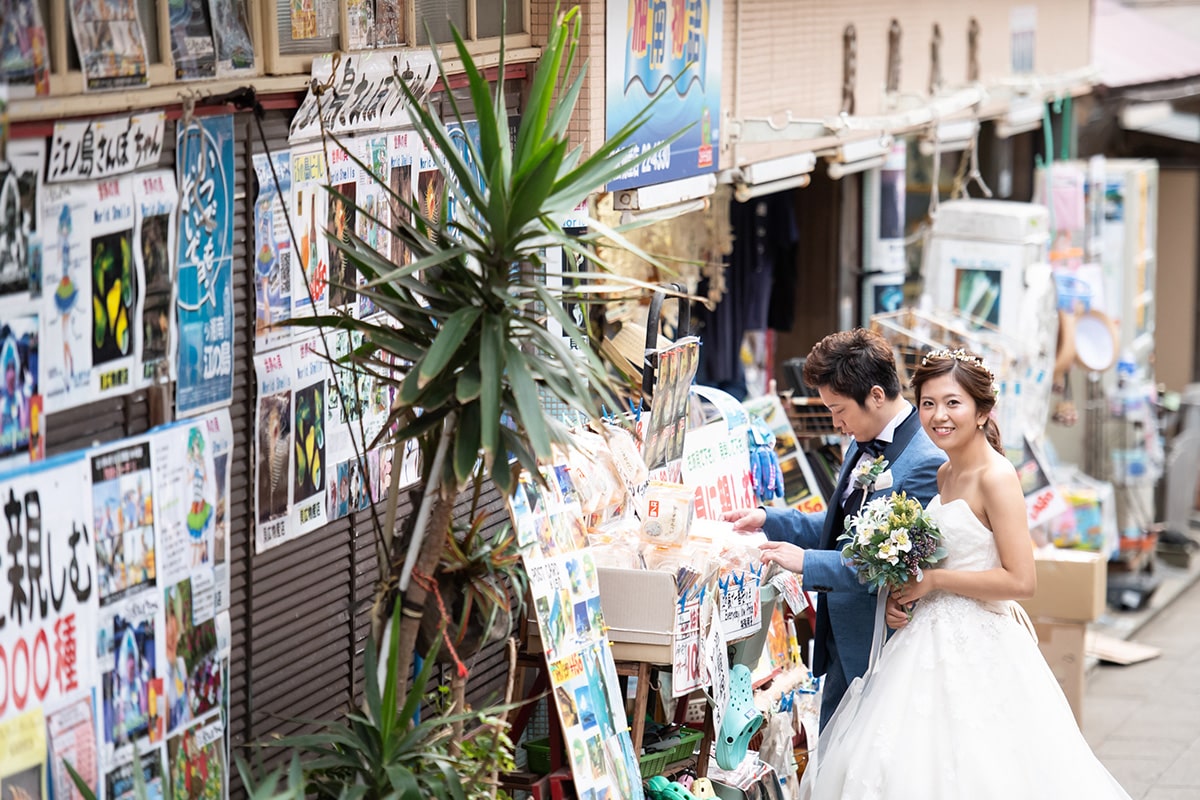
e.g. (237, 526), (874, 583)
(289, 148), (330, 318)
(344, 0), (375, 50)
(96, 590), (165, 760)
(0, 454), (99, 725)
(41, 176), (143, 413)
(253, 347), (294, 552)
(168, 0), (217, 81)
(175, 115), (235, 416)
(167, 718), (225, 800)
(386, 127), (418, 269)
(105, 747), (166, 800)
(252, 153), (293, 352)
(643, 338), (701, 471)
(290, 336), (330, 537)
(508, 467), (643, 800)
(0, 708), (47, 800)
(133, 170), (178, 384)
(0, 0), (50, 97)
(47, 697), (99, 800)
(91, 439), (157, 607)
(208, 0), (255, 76)
(325, 141), (359, 316)
(67, 0), (150, 92)
(355, 135), (390, 317)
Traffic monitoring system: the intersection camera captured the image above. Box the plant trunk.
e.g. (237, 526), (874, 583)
(393, 491), (455, 708)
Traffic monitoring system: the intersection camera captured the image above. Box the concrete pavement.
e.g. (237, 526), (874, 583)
(1085, 573), (1200, 798)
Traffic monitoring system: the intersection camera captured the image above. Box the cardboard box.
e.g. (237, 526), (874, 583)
(1032, 619), (1087, 727)
(1018, 549), (1107, 622)
(597, 567), (679, 663)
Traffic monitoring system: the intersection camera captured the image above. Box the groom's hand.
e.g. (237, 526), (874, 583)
(724, 507), (766, 533)
(759, 541), (805, 574)
(885, 596), (910, 629)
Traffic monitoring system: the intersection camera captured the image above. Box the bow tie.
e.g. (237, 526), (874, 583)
(860, 438), (888, 458)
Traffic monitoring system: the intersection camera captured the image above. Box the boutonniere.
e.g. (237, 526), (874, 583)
(854, 456), (891, 492)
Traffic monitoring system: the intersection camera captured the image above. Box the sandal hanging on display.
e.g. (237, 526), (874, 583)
(716, 663), (764, 770)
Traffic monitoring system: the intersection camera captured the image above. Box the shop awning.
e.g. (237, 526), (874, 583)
(1094, 0), (1200, 89)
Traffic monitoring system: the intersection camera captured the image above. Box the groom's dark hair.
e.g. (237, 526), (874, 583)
(802, 328), (901, 405)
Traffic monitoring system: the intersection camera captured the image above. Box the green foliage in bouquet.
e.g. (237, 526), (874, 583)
(838, 492), (948, 591)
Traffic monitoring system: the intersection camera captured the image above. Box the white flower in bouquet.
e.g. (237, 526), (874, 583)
(837, 492), (947, 591)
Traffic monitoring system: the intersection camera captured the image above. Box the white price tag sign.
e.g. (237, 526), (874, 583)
(672, 596), (704, 696)
(719, 574), (762, 642)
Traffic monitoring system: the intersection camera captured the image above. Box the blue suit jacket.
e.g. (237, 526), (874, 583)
(762, 410), (944, 684)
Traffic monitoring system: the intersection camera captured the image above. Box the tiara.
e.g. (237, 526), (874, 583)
(921, 348), (995, 381)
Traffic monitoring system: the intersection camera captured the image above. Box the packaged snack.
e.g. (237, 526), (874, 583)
(640, 480), (695, 545)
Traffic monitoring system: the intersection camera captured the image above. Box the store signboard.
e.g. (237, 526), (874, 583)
(681, 421), (754, 520)
(604, 0), (723, 191)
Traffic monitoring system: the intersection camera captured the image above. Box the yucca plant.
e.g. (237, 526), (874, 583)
(291, 2), (684, 701)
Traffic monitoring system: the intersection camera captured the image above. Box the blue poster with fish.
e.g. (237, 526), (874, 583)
(175, 114), (234, 416)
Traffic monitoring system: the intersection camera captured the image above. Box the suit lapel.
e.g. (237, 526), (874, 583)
(819, 441), (863, 550)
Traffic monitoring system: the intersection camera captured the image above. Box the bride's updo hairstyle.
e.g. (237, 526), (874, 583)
(911, 348), (1004, 455)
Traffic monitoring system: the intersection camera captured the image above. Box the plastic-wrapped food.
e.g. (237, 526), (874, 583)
(640, 480), (695, 545)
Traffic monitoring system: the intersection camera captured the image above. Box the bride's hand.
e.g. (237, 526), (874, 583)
(759, 541), (805, 574)
(891, 572), (936, 608)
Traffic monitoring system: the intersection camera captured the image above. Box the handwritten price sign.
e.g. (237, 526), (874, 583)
(719, 573), (762, 642)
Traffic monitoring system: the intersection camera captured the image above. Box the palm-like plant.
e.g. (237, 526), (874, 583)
(292, 5), (683, 701)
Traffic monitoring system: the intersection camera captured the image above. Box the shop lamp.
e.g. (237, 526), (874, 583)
(827, 154), (887, 180)
(918, 118), (978, 156)
(995, 99), (1045, 139)
(733, 172), (811, 201)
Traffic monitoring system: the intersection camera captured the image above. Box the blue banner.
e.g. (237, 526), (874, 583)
(175, 114), (235, 415)
(605, 0), (722, 191)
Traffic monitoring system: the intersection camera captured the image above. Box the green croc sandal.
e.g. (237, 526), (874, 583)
(716, 663), (763, 770)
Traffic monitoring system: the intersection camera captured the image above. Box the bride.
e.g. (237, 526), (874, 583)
(789, 348), (1131, 799)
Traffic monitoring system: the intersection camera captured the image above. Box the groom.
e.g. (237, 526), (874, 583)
(726, 328), (944, 729)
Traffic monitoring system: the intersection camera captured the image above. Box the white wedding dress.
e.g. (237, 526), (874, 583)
(809, 495), (1131, 800)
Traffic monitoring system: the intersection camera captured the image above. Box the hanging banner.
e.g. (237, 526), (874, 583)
(168, 0), (216, 81)
(0, 0), (51, 97)
(133, 170), (178, 385)
(605, 0), (723, 190)
(41, 176), (141, 413)
(252, 153), (293, 352)
(254, 347), (293, 552)
(289, 49), (437, 142)
(289, 147), (329, 318)
(0, 454), (98, 723)
(175, 115), (235, 416)
(67, 0), (150, 92)
(47, 114), (167, 184)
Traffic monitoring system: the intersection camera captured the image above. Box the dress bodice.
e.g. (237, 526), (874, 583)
(927, 495), (1001, 572)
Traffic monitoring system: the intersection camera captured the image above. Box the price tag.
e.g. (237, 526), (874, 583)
(770, 572), (808, 615)
(719, 573), (762, 642)
(673, 596), (704, 696)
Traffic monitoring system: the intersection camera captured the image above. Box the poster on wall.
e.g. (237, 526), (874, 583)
(355, 135), (390, 315)
(96, 590), (165, 757)
(91, 440), (157, 606)
(41, 176), (141, 413)
(0, 709), (47, 800)
(290, 335), (329, 537)
(326, 141), (359, 316)
(175, 115), (235, 416)
(47, 698), (99, 800)
(0, 454), (98, 724)
(345, 0), (375, 50)
(168, 0), (217, 81)
(289, 148), (329, 318)
(208, 0), (255, 76)
(206, 411), (232, 613)
(0, 0), (50, 96)
(133, 170), (178, 385)
(604, 0), (723, 191)
(167, 718), (225, 800)
(386, 128), (417, 269)
(67, 0), (150, 92)
(105, 748), (166, 800)
(252, 153), (293, 352)
(254, 347), (293, 552)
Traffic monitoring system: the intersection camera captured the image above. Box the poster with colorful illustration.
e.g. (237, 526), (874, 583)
(386, 128), (417, 269)
(208, 0), (254, 76)
(67, 0), (150, 92)
(0, 454), (98, 724)
(168, 0), (216, 81)
(40, 176), (139, 412)
(162, 578), (220, 736)
(289, 148), (329, 317)
(105, 747), (166, 800)
(0, 0), (50, 96)
(291, 335), (329, 536)
(356, 135), (390, 316)
(0, 708), (47, 800)
(324, 329), (392, 523)
(253, 348), (293, 552)
(325, 141), (359, 315)
(91, 440), (156, 606)
(345, 0), (374, 49)
(252, 153), (293, 352)
(175, 115), (234, 415)
(167, 719), (224, 800)
(0, 315), (39, 469)
(509, 467), (644, 800)
(151, 421), (217, 586)
(205, 411), (232, 613)
(605, 0), (723, 191)
(133, 170), (177, 385)
(47, 698), (99, 800)
(97, 591), (164, 751)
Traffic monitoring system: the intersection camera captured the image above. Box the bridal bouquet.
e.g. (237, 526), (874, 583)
(837, 492), (947, 590)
